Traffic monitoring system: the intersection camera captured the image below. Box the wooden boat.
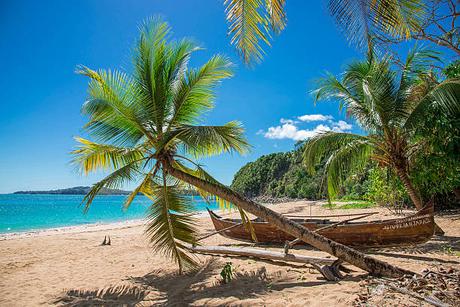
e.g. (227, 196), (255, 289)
(207, 206), (434, 248)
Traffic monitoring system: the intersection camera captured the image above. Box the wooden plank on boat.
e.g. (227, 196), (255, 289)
(195, 222), (243, 242)
(187, 245), (336, 265)
(284, 211), (380, 218)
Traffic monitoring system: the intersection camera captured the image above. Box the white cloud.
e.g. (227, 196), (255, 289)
(298, 114), (333, 122)
(264, 123), (331, 141)
(261, 116), (353, 142)
(280, 118), (297, 125)
(332, 120), (352, 132)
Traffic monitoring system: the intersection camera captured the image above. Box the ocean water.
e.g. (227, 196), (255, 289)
(0, 194), (219, 234)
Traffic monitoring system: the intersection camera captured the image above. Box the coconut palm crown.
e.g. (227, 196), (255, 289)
(304, 47), (460, 209)
(72, 18), (250, 273)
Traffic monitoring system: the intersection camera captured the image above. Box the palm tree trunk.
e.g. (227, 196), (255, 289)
(393, 167), (443, 235)
(395, 167), (423, 210)
(165, 163), (414, 278)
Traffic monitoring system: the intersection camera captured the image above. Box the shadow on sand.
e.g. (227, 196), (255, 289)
(53, 257), (352, 306)
(54, 284), (149, 306)
(366, 235), (460, 264)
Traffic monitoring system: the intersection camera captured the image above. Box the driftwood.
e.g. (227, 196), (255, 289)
(187, 245), (346, 280)
(187, 245), (335, 265)
(101, 236), (111, 246)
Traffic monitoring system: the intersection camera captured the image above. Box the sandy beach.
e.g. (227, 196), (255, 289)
(1, 201), (459, 306)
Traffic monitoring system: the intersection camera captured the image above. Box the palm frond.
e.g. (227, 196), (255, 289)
(72, 137), (145, 175)
(237, 206), (258, 242)
(132, 17), (172, 133)
(225, 0), (270, 64)
(324, 139), (373, 200)
(76, 66), (148, 146)
(168, 55), (234, 128)
(303, 132), (369, 174)
(176, 121), (250, 158)
(265, 0), (287, 34)
(405, 78), (460, 130)
(429, 79), (460, 117)
(123, 166), (160, 211)
(329, 0), (425, 49)
(312, 69), (381, 131)
(374, 0), (425, 37)
(81, 162), (140, 212)
(145, 175), (199, 273)
(171, 159), (225, 202)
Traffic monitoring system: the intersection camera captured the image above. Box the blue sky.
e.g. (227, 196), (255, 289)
(0, 0), (365, 193)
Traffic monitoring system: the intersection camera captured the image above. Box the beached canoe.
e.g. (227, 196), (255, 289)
(207, 206), (434, 248)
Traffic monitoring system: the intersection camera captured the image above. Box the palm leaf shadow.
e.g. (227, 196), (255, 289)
(54, 284), (149, 306)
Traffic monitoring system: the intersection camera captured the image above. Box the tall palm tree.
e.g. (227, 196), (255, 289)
(224, 0), (425, 64)
(304, 48), (460, 210)
(73, 17), (412, 277)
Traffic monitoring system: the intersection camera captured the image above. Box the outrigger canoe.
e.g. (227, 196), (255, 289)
(207, 206), (434, 248)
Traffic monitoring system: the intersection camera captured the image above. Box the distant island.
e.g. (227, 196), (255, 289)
(13, 186), (200, 196)
(14, 186), (130, 195)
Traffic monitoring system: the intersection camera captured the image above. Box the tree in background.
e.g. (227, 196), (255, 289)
(303, 48), (460, 210)
(231, 145), (326, 199)
(410, 59), (460, 206)
(375, 0), (460, 56)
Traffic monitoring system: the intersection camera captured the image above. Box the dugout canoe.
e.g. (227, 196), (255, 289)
(207, 206), (434, 248)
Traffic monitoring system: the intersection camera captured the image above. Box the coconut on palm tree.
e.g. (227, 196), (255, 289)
(73, 17), (412, 277)
(304, 47), (460, 212)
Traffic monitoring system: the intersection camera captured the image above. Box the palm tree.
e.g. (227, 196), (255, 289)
(224, 0), (425, 64)
(304, 48), (460, 211)
(73, 17), (411, 277)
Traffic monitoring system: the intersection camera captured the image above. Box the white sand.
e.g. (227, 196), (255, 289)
(1, 200), (459, 306)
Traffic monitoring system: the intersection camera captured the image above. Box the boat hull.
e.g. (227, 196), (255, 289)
(208, 207), (434, 248)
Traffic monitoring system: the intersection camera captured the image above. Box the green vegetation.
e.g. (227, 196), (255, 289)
(232, 50), (460, 211)
(231, 144), (325, 199)
(443, 60), (460, 78)
(220, 262), (234, 284)
(304, 48), (460, 210)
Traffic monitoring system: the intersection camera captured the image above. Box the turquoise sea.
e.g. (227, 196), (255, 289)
(0, 194), (219, 234)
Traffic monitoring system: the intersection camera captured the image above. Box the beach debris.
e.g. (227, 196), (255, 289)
(354, 266), (460, 306)
(101, 235), (111, 246)
(187, 245), (345, 281)
(220, 262), (234, 284)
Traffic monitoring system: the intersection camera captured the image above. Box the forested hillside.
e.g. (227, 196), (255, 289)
(231, 144), (326, 199)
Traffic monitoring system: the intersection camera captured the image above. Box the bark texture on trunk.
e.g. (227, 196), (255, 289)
(395, 167), (444, 235)
(453, 187), (460, 200)
(166, 164), (414, 278)
(395, 167), (423, 210)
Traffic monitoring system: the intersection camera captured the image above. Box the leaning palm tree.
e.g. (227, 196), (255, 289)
(224, 0), (425, 64)
(304, 47), (460, 211)
(73, 17), (412, 277)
